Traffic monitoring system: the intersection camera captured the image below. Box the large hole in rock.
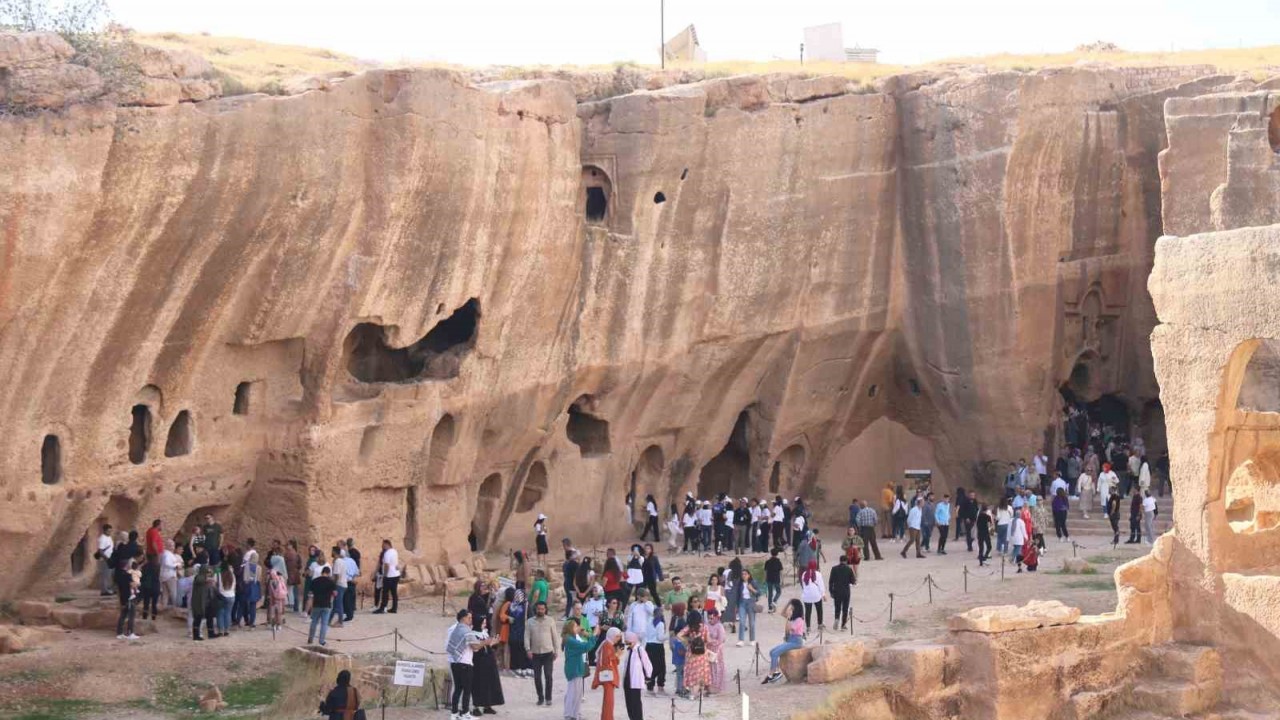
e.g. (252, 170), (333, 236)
(582, 165), (611, 224)
(345, 299), (480, 383)
(1225, 448), (1280, 533)
(699, 409), (753, 499)
(566, 399), (611, 457)
(233, 382), (254, 415)
(516, 461), (548, 513)
(165, 411), (194, 458)
(41, 434), (62, 485)
(129, 405), (153, 465)
(472, 473), (503, 551)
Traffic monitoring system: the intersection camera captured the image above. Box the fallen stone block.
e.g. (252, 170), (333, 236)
(948, 600), (1081, 633)
(779, 647), (812, 683)
(1061, 558), (1095, 574)
(807, 640), (870, 684)
(16, 600), (52, 624)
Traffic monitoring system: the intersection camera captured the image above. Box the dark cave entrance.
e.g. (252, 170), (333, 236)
(582, 165), (612, 225)
(698, 410), (752, 499)
(233, 382), (254, 415)
(566, 398), (611, 457)
(129, 405), (152, 465)
(41, 434), (62, 485)
(345, 299), (480, 383)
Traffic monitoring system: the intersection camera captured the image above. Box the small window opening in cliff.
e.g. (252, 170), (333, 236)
(654, 192), (666, 204)
(472, 473), (503, 550)
(867, 384), (878, 398)
(908, 379), (921, 396)
(582, 165), (612, 225)
(680, 168), (688, 181)
(404, 486), (418, 551)
(41, 435), (62, 485)
(233, 382), (254, 415)
(164, 411), (193, 458)
(699, 409), (752, 499)
(566, 399), (611, 457)
(345, 299), (480, 383)
(129, 405), (152, 464)
(1269, 107), (1280, 154)
(517, 461), (549, 513)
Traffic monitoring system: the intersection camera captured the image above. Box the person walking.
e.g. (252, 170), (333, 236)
(284, 540), (302, 613)
(1142, 491), (1158, 545)
(266, 566), (287, 631)
(446, 609), (477, 720)
(682, 505), (697, 554)
(1078, 470), (1095, 519)
(469, 617), (505, 716)
(828, 556), (854, 630)
(799, 560), (825, 630)
(1009, 511), (1029, 573)
(934, 494), (952, 555)
(372, 539), (399, 614)
(995, 498), (1011, 556)
(762, 600), (806, 684)
(764, 549), (783, 613)
(880, 482), (895, 539)
(526, 601), (561, 707)
(645, 608), (668, 695)
(641, 544), (664, 608)
(920, 493), (936, 552)
(900, 498), (925, 559)
(1052, 489), (1071, 542)
(1106, 488), (1122, 545)
(676, 611), (710, 697)
(640, 495), (660, 542)
(563, 618), (595, 720)
(307, 567), (337, 646)
(669, 604), (689, 698)
(328, 547), (347, 629)
(735, 568), (759, 645)
(593, 626), (622, 720)
(976, 503), (993, 566)
(855, 500), (882, 560)
(139, 554), (161, 621)
(891, 489), (909, 541)
(621, 631), (652, 719)
(1127, 493), (1143, 543)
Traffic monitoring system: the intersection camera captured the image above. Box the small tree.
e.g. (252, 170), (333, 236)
(0, 0), (139, 102)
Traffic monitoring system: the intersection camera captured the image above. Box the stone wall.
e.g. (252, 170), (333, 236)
(0, 30), (1252, 598)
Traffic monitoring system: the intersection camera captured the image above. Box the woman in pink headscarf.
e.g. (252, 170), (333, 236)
(705, 609), (728, 693)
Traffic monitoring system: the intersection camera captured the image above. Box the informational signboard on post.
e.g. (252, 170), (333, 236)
(392, 660), (426, 687)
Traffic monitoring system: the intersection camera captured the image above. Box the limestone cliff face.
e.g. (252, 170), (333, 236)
(0, 40), (1239, 597)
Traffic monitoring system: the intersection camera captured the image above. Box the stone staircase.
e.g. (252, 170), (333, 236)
(1128, 644), (1223, 716)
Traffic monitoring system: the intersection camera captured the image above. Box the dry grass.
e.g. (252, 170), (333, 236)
(132, 32), (1280, 98)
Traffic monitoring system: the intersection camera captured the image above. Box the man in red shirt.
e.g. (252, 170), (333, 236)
(145, 519), (164, 558)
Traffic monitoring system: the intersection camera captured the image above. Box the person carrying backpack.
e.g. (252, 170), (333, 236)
(676, 610), (711, 697)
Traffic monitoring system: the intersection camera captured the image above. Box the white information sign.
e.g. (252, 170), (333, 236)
(392, 660), (427, 687)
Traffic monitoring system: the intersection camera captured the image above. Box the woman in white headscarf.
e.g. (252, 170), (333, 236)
(593, 627), (623, 720)
(621, 631), (653, 720)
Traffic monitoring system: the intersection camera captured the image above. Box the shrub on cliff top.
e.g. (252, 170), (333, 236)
(0, 0), (141, 102)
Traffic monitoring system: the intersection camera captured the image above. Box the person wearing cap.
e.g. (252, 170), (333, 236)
(697, 502), (713, 555)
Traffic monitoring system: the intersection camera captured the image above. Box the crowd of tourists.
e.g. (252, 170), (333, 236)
(94, 512), (408, 645)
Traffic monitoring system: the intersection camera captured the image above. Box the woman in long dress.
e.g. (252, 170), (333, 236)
(676, 610), (711, 697)
(705, 609), (728, 694)
(469, 617), (505, 713)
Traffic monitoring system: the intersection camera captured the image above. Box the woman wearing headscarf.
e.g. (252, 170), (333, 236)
(320, 669), (362, 720)
(676, 610), (710, 697)
(562, 617), (596, 720)
(508, 585), (531, 678)
(622, 631), (653, 720)
(593, 626), (623, 720)
(799, 560), (826, 630)
(534, 514), (550, 568)
(469, 616), (505, 715)
(705, 609), (728, 694)
(468, 578), (492, 631)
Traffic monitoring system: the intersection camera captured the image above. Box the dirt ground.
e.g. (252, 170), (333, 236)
(0, 505), (1169, 720)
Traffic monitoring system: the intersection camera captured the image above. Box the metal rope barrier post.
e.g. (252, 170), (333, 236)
(1001, 554), (1005, 580)
(963, 565), (968, 593)
(670, 697), (675, 720)
(698, 688), (703, 716)
(888, 593), (894, 623)
(927, 575), (933, 605)
(735, 668), (741, 695)
(394, 627), (398, 655)
(1072, 540), (1078, 558)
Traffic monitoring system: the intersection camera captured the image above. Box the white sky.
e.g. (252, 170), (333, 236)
(109, 0), (1279, 67)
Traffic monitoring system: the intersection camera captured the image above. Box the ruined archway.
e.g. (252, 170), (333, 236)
(164, 410), (193, 458)
(425, 414), (457, 485)
(699, 409), (753, 499)
(1237, 340), (1280, 412)
(632, 445), (665, 518)
(516, 461), (548, 513)
(566, 397), (611, 457)
(472, 473), (503, 550)
(75, 495), (140, 578)
(582, 165), (611, 224)
(344, 299), (480, 383)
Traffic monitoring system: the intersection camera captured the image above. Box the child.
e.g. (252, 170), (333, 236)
(1022, 542), (1039, 573)
(669, 602), (688, 699)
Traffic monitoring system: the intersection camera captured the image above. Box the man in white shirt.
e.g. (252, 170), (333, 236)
(1050, 473), (1069, 498)
(96, 523), (115, 596)
(329, 547), (349, 628)
(791, 512), (807, 550)
(159, 540), (183, 608)
(771, 501), (785, 549)
(697, 502), (714, 555)
(900, 499), (925, 559)
(1142, 492), (1158, 545)
(373, 539), (400, 614)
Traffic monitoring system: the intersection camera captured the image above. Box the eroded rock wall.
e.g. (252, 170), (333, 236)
(0, 39), (1240, 598)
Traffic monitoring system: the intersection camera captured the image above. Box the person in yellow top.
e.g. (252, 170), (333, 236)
(880, 483), (896, 539)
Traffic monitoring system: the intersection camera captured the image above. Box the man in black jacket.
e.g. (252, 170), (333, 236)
(828, 556), (855, 630)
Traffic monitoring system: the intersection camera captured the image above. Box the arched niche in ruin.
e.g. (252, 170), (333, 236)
(820, 418), (946, 517)
(472, 473), (503, 550)
(1224, 448), (1280, 534)
(344, 299), (480, 383)
(630, 446), (665, 521)
(41, 434), (62, 485)
(1215, 339), (1280, 541)
(164, 410), (194, 458)
(516, 461), (549, 513)
(1236, 340), (1280, 413)
(768, 444), (808, 497)
(128, 385), (162, 465)
(425, 414), (457, 486)
(566, 396), (611, 458)
(582, 165), (612, 225)
(75, 495), (141, 577)
(699, 409), (754, 499)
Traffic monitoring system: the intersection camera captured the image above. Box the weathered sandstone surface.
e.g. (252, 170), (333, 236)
(0, 30), (1266, 611)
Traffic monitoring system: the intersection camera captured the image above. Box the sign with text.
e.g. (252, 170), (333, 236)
(392, 660), (426, 687)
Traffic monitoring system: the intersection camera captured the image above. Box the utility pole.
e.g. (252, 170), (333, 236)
(660, 0), (665, 69)
(800, 42), (805, 64)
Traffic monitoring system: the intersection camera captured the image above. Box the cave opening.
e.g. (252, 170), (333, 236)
(582, 165), (611, 224)
(233, 382), (253, 415)
(404, 486), (418, 552)
(41, 434), (62, 485)
(129, 405), (152, 465)
(566, 400), (611, 457)
(516, 461), (548, 513)
(345, 299), (480, 383)
(165, 410), (193, 458)
(586, 187), (608, 221)
(472, 473), (503, 550)
(631, 445), (665, 518)
(698, 410), (752, 499)
(654, 191), (666, 204)
(425, 414), (457, 485)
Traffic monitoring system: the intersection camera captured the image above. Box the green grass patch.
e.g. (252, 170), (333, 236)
(1064, 579), (1117, 592)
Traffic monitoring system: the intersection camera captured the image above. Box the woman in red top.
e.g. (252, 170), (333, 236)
(602, 555), (624, 607)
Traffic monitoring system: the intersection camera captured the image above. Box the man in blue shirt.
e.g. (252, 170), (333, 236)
(934, 495), (952, 555)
